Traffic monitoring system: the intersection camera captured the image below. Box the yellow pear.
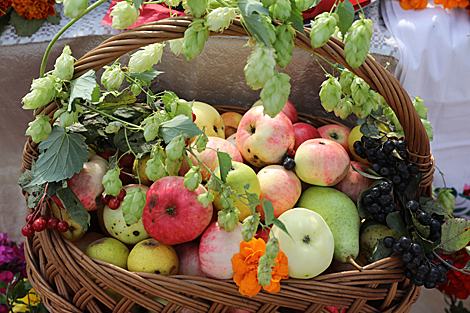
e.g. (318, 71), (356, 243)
(127, 238), (179, 275)
(50, 201), (85, 242)
(192, 101), (225, 139)
(85, 237), (129, 270)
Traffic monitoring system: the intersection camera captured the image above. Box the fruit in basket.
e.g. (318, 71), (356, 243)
(192, 101), (225, 139)
(174, 242), (206, 277)
(127, 238), (179, 275)
(297, 186), (360, 263)
(85, 237), (130, 270)
(179, 136), (243, 181)
(221, 112), (243, 138)
(50, 200), (85, 242)
(271, 208), (334, 279)
(236, 106), (295, 168)
(53, 153), (108, 211)
(199, 221), (243, 279)
(317, 124), (351, 156)
(73, 232), (106, 253)
(294, 139), (350, 186)
(142, 176), (213, 245)
(334, 161), (373, 204)
(103, 184), (150, 245)
(226, 133), (237, 147)
(212, 161), (261, 222)
(292, 122), (321, 151)
(359, 222), (399, 261)
(132, 154), (152, 186)
(255, 165), (302, 220)
(281, 99), (298, 123)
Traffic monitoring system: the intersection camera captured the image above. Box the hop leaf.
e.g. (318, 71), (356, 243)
(101, 64), (125, 91)
(437, 189), (455, 215)
(129, 43), (165, 74)
(184, 166), (202, 191)
(22, 75), (58, 110)
(421, 119), (434, 141)
(205, 7), (237, 32)
(121, 188), (147, 225)
(165, 135), (186, 161)
(102, 167), (122, 197)
(351, 76), (370, 106)
(244, 43), (277, 90)
(25, 115), (52, 143)
(63, 0), (88, 19)
(310, 12), (337, 48)
(273, 23), (295, 68)
(270, 0), (291, 22)
(186, 0), (208, 17)
(344, 16), (373, 68)
(198, 191), (214, 208)
(241, 214), (260, 242)
(260, 72), (291, 118)
(110, 0), (139, 29)
(53, 45), (74, 81)
(319, 75), (341, 112)
(183, 19), (210, 60)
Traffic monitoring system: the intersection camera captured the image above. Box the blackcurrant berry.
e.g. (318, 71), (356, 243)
(437, 274), (447, 285)
(405, 200), (419, 213)
(417, 264), (430, 276)
(429, 232), (441, 242)
(412, 278), (424, 286)
(410, 243), (423, 256)
(424, 281), (436, 289)
(443, 259), (453, 270)
(400, 171), (411, 181)
(379, 194), (393, 206)
(383, 140), (396, 153)
(396, 140), (406, 152)
(379, 167), (390, 177)
(397, 182), (407, 191)
(370, 163), (381, 173)
(402, 252), (413, 263)
(364, 137), (376, 148)
(353, 141), (362, 150)
(393, 242), (404, 254)
(283, 157), (295, 171)
(408, 163), (419, 174)
(399, 236), (412, 250)
(379, 181), (393, 194)
(384, 204), (396, 214)
(417, 212), (432, 226)
(392, 175), (402, 184)
(397, 163), (408, 173)
(405, 269), (414, 280)
(428, 267), (439, 281)
(363, 194), (374, 206)
(383, 236), (396, 248)
(430, 219), (441, 233)
(369, 187), (381, 200)
(369, 203), (382, 214)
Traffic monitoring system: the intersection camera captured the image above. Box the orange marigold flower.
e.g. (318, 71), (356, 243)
(0, 0), (12, 16)
(399, 0), (428, 10)
(231, 238), (289, 298)
(12, 0), (55, 20)
(434, 0), (469, 9)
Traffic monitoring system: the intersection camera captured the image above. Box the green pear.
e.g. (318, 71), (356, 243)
(127, 238), (179, 275)
(360, 222), (399, 262)
(297, 186), (360, 263)
(85, 237), (129, 269)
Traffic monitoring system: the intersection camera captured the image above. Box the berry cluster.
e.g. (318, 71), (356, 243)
(22, 212), (69, 238)
(100, 188), (127, 210)
(384, 236), (451, 289)
(405, 200), (445, 243)
(282, 149), (295, 171)
(353, 137), (419, 192)
(362, 181), (397, 223)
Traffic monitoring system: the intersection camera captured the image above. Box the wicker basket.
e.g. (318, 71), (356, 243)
(21, 16), (434, 313)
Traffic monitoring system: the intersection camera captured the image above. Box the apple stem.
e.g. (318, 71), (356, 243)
(347, 256), (363, 271)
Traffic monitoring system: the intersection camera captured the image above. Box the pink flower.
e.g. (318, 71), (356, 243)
(0, 234), (11, 247)
(0, 270), (15, 294)
(463, 184), (470, 196)
(0, 305), (8, 313)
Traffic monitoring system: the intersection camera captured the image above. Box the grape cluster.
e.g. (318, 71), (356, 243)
(362, 181), (397, 223)
(353, 136), (419, 192)
(384, 236), (451, 288)
(22, 212), (69, 237)
(405, 200), (445, 243)
(100, 188), (127, 210)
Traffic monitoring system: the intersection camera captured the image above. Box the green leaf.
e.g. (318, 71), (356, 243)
(217, 151), (232, 184)
(466, 246), (470, 255)
(132, 0), (145, 11)
(336, 0), (355, 41)
(159, 115), (203, 143)
(0, 10), (11, 35)
(24, 279), (32, 290)
(17, 160), (46, 209)
(47, 10), (61, 25)
(69, 70), (97, 108)
(437, 218), (470, 253)
(272, 218), (292, 240)
(130, 69), (164, 83)
(0, 280), (7, 289)
(263, 200), (275, 225)
(161, 91), (179, 107)
(101, 90), (136, 106)
(91, 84), (101, 102)
(411, 213), (430, 238)
(10, 11), (45, 37)
(27, 127), (89, 187)
(464, 260), (470, 272)
(351, 163), (383, 180)
(411, 231), (435, 253)
(113, 129), (157, 155)
(36, 302), (49, 313)
(420, 200), (448, 216)
(238, 0), (271, 47)
(369, 238), (393, 262)
(46, 180), (67, 199)
(244, 186), (261, 213)
(11, 279), (27, 300)
(360, 123), (381, 139)
(386, 211), (407, 237)
(286, 0), (306, 35)
(56, 186), (91, 232)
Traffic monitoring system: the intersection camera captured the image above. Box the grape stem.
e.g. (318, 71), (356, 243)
(432, 251), (470, 275)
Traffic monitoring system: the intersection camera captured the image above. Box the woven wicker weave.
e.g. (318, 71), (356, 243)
(21, 16), (432, 313)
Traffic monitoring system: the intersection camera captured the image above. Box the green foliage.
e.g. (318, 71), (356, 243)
(370, 238), (393, 262)
(10, 10), (45, 37)
(159, 115), (203, 143)
(238, 0), (271, 47)
(386, 211), (407, 237)
(217, 151), (232, 184)
(56, 186), (91, 232)
(437, 218), (470, 253)
(286, 0), (305, 35)
(335, 0), (354, 40)
(69, 70), (97, 108)
(129, 68), (164, 83)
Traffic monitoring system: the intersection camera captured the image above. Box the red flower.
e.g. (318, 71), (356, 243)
(11, 0), (55, 20)
(0, 0), (12, 16)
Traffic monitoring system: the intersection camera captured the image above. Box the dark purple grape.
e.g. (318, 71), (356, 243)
(379, 194), (393, 206)
(399, 236), (412, 250)
(410, 243), (423, 256)
(402, 252), (413, 263)
(396, 140), (406, 151)
(417, 212), (432, 226)
(383, 236), (396, 248)
(379, 181), (393, 194)
(406, 200), (419, 213)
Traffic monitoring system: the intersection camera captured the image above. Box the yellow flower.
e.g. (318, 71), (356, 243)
(12, 288), (41, 313)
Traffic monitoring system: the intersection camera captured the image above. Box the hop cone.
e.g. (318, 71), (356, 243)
(265, 237), (279, 259)
(241, 215), (259, 242)
(121, 188), (147, 225)
(142, 114), (161, 142)
(257, 254), (276, 287)
(334, 97), (353, 120)
(187, 0), (208, 17)
(198, 191), (214, 208)
(25, 115), (52, 143)
(53, 45), (74, 80)
(261, 0), (277, 7)
(413, 96), (427, 119)
(129, 43), (165, 74)
(244, 44), (277, 90)
(183, 19), (210, 60)
(63, 0), (88, 19)
(270, 0), (291, 22)
(22, 76), (58, 110)
(101, 64), (125, 91)
(344, 17), (373, 68)
(165, 156), (182, 176)
(110, 0), (139, 30)
(437, 189), (455, 215)
(273, 23), (295, 68)
(184, 166), (202, 191)
(194, 132), (208, 152)
(59, 110), (79, 128)
(145, 157), (166, 182)
(166, 135), (185, 161)
(339, 69), (355, 96)
(102, 168), (122, 197)
(260, 72), (291, 118)
(310, 12), (337, 48)
(205, 7), (237, 32)
(170, 38), (185, 56)
(295, 0), (315, 11)
(105, 121), (122, 134)
(351, 76), (370, 106)
(319, 75), (341, 112)
(261, 15), (277, 45)
(353, 92), (375, 119)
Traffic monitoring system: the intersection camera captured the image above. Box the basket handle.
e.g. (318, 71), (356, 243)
(21, 16), (434, 196)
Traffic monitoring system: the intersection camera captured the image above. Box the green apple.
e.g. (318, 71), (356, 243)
(85, 237), (130, 269)
(127, 238), (179, 275)
(212, 161), (261, 222)
(192, 101), (225, 138)
(271, 208), (334, 279)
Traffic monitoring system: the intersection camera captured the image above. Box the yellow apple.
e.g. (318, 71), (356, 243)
(127, 238), (179, 275)
(85, 237), (130, 269)
(212, 161), (261, 222)
(220, 112), (243, 138)
(192, 101), (225, 138)
(50, 200), (85, 242)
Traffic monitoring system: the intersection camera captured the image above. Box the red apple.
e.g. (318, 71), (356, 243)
(53, 153), (108, 211)
(199, 222), (243, 279)
(174, 242), (206, 277)
(255, 165), (302, 221)
(255, 227), (270, 242)
(294, 138), (350, 186)
(282, 100), (298, 124)
(179, 137), (243, 181)
(317, 124), (351, 156)
(226, 133), (237, 148)
(334, 161), (374, 204)
(237, 106), (295, 168)
(293, 122), (322, 151)
(142, 176), (213, 245)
